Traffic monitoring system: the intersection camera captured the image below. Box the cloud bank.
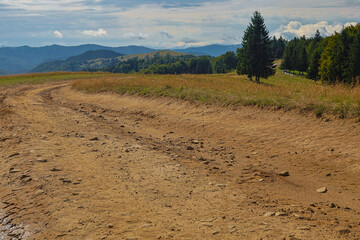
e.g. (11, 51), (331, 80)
(0, 0), (359, 47)
(274, 21), (358, 39)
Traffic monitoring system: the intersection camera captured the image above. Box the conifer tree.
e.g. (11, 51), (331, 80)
(237, 11), (275, 83)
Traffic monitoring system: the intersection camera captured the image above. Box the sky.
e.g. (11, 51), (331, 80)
(0, 0), (359, 48)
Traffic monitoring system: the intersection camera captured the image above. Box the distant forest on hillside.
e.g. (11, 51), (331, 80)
(88, 37), (286, 75)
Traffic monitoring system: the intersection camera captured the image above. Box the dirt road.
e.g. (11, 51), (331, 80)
(1, 81), (360, 239)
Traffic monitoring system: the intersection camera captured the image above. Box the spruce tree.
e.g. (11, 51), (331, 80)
(237, 11), (275, 83)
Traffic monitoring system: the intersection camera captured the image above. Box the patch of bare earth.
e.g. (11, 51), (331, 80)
(1, 81), (359, 239)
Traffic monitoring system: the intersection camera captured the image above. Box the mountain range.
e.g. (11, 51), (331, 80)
(0, 44), (241, 75)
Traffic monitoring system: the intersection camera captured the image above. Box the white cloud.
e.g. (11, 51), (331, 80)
(124, 32), (150, 40)
(53, 30), (63, 38)
(274, 21), (358, 39)
(82, 28), (107, 37)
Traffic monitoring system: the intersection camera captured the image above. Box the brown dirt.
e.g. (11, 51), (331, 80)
(1, 81), (360, 240)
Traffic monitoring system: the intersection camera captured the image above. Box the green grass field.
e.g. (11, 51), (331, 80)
(1, 70), (360, 119)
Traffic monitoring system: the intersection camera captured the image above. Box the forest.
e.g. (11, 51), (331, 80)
(281, 24), (360, 84)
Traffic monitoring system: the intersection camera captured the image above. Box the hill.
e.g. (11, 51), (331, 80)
(0, 44), (156, 74)
(31, 50), (192, 73)
(32, 50), (124, 73)
(175, 44), (242, 57)
(117, 50), (192, 61)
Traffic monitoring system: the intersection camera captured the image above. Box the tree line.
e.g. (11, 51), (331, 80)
(103, 52), (238, 75)
(100, 37), (284, 76)
(281, 25), (360, 84)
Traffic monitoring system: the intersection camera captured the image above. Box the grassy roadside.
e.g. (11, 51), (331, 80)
(72, 70), (360, 119)
(0, 72), (114, 86)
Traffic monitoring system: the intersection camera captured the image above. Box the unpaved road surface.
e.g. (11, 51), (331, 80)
(1, 81), (360, 240)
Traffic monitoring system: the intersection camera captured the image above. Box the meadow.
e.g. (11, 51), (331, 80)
(1, 70), (360, 119)
(72, 71), (360, 119)
(0, 72), (114, 86)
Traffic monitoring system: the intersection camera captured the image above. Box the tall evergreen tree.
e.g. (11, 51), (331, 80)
(237, 11), (275, 83)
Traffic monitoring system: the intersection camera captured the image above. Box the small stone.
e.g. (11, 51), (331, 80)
(60, 178), (72, 184)
(275, 212), (288, 217)
(192, 140), (199, 144)
(89, 137), (99, 141)
(212, 231), (219, 235)
(230, 228), (238, 233)
(202, 223), (213, 227)
(10, 168), (21, 173)
(21, 177), (32, 183)
(298, 227), (311, 231)
(264, 212), (275, 217)
(20, 174), (30, 180)
(329, 203), (336, 208)
(259, 179), (265, 182)
(37, 158), (48, 163)
(217, 184), (226, 188)
(108, 224), (114, 228)
(307, 207), (315, 213)
(51, 167), (62, 172)
(186, 146), (194, 150)
(316, 187), (328, 193)
(338, 228), (351, 235)
(279, 171), (290, 176)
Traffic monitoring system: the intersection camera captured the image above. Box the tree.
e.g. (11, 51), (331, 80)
(213, 51), (238, 73)
(307, 48), (321, 81)
(349, 30), (360, 83)
(318, 34), (344, 83)
(237, 11), (275, 83)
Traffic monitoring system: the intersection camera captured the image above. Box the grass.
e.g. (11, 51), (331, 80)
(72, 70), (360, 119)
(1, 70), (359, 119)
(0, 72), (114, 86)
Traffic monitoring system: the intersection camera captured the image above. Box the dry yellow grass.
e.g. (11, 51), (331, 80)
(0, 72), (115, 86)
(72, 71), (360, 119)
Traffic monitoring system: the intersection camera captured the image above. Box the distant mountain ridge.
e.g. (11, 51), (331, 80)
(31, 50), (192, 73)
(0, 44), (156, 75)
(173, 44), (242, 57)
(0, 44), (241, 75)
(31, 50), (124, 73)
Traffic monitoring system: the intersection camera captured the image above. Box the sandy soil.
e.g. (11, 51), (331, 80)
(0, 81), (360, 240)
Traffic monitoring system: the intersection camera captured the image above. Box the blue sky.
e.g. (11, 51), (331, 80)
(0, 0), (359, 48)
